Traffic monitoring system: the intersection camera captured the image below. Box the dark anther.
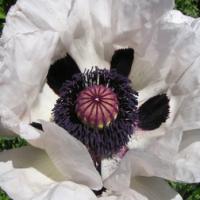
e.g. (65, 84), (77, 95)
(30, 122), (43, 131)
(93, 187), (107, 196)
(138, 94), (170, 130)
(111, 48), (134, 77)
(47, 54), (80, 94)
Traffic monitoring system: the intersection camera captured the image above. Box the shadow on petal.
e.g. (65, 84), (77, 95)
(131, 176), (182, 200)
(0, 146), (64, 182)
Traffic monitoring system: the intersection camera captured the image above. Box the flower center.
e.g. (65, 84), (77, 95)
(75, 85), (119, 129)
(53, 68), (138, 157)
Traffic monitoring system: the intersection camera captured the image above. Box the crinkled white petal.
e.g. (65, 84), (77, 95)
(146, 128), (200, 183)
(179, 129), (200, 151)
(100, 181), (181, 200)
(32, 181), (97, 200)
(137, 80), (168, 105)
(0, 104), (20, 136)
(170, 89), (200, 131)
(125, 65), (200, 184)
(112, 189), (149, 200)
(0, 159), (151, 200)
(1, 1), (200, 199)
(18, 122), (103, 190)
(0, 30), (62, 133)
(101, 158), (121, 181)
(0, 0), (174, 134)
(2, 31), (60, 111)
(41, 121), (103, 190)
(104, 127), (200, 189)
(30, 83), (58, 122)
(99, 188), (149, 200)
(0, 147), (160, 200)
(129, 10), (200, 91)
(127, 131), (161, 153)
(131, 177), (182, 200)
(19, 121), (103, 190)
(0, 162), (96, 200)
(61, 0), (173, 69)
(127, 87), (178, 151)
(0, 146), (64, 181)
(104, 149), (172, 191)
(0, 161), (55, 200)
(0, 160), (152, 200)
(100, 179), (181, 200)
(99, 197), (117, 200)
(0, 0), (173, 134)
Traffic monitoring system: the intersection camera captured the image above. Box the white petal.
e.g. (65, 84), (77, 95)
(131, 177), (182, 200)
(19, 122), (42, 141)
(130, 10), (200, 91)
(39, 121), (103, 190)
(170, 89), (200, 131)
(112, 10), (200, 186)
(98, 188), (148, 200)
(32, 182), (97, 200)
(99, 188), (156, 200)
(99, 197), (117, 200)
(137, 80), (168, 105)
(0, 162), (96, 200)
(0, 146), (64, 181)
(146, 128), (200, 183)
(101, 158), (121, 181)
(0, 0), (67, 135)
(61, 0), (174, 69)
(179, 129), (200, 151)
(0, 104), (20, 136)
(127, 82), (200, 183)
(3, 31), (59, 110)
(104, 149), (170, 191)
(164, 11), (200, 92)
(127, 127), (166, 150)
(3, 0), (76, 38)
(0, 162), (55, 200)
(105, 127), (200, 189)
(0, 31), (62, 133)
(17, 0), (73, 31)
(100, 180), (178, 200)
(3, 5), (39, 37)
(174, 129), (200, 182)
(109, 0), (174, 50)
(10, 0), (173, 69)
(0, 0), (174, 135)
(164, 10), (194, 24)
(30, 83), (58, 122)
(19, 122), (103, 189)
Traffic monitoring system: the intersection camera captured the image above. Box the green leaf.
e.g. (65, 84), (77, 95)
(0, 8), (5, 19)
(175, 0), (200, 17)
(0, 189), (12, 200)
(0, 136), (27, 151)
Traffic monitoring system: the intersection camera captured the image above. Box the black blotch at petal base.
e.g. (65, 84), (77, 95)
(138, 94), (170, 130)
(30, 122), (43, 131)
(47, 54), (80, 95)
(111, 48), (134, 77)
(93, 187), (107, 196)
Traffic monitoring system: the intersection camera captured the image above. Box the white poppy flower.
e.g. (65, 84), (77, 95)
(1, 0), (200, 199)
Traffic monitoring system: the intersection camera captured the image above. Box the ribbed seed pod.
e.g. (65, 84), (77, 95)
(76, 85), (119, 129)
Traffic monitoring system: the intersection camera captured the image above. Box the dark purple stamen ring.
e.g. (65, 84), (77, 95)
(53, 67), (138, 158)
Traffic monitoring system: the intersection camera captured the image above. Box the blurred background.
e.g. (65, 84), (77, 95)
(0, 0), (200, 199)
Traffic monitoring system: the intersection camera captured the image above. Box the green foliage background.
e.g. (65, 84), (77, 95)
(0, 0), (200, 199)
